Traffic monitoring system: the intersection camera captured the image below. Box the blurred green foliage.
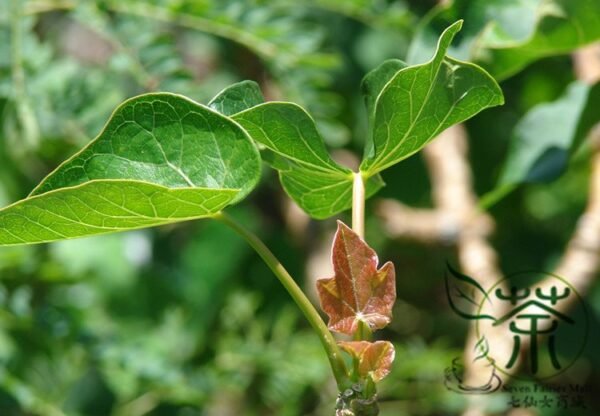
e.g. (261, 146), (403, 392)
(0, 0), (599, 415)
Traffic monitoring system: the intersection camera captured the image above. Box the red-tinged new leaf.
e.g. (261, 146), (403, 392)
(317, 221), (396, 335)
(339, 341), (395, 382)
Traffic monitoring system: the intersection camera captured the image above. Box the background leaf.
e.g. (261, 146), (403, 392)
(360, 21), (504, 176)
(478, 0), (600, 80)
(408, 0), (600, 80)
(482, 81), (600, 205)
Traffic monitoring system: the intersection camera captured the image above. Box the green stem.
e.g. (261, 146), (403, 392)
(214, 212), (350, 390)
(364, 377), (376, 400)
(478, 183), (517, 211)
(354, 320), (372, 342)
(352, 172), (365, 239)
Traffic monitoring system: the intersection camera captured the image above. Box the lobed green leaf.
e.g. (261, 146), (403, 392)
(233, 102), (383, 219)
(360, 21), (504, 176)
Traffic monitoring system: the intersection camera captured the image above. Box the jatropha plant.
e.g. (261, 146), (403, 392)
(0, 21), (502, 415)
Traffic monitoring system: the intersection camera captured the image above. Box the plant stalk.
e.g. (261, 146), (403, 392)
(352, 172), (365, 239)
(215, 212), (350, 390)
(10, 0), (39, 149)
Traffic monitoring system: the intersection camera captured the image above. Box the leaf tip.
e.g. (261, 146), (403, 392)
(436, 20), (464, 55)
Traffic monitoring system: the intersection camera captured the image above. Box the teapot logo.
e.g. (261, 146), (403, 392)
(444, 263), (588, 393)
(444, 336), (502, 394)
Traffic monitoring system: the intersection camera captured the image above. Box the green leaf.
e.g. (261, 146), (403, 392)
(208, 80), (265, 116)
(479, 0), (600, 80)
(408, 0), (600, 80)
(360, 21), (504, 176)
(360, 59), (407, 169)
(233, 102), (383, 219)
(361, 59), (408, 125)
(361, 59), (407, 159)
(0, 181), (237, 245)
(490, 81), (600, 196)
(0, 93), (261, 245)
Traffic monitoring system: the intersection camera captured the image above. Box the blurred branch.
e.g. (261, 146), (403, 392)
(106, 2), (281, 62)
(573, 43), (600, 84)
(0, 370), (67, 416)
(376, 201), (452, 244)
(280, 0), (411, 29)
(503, 41), (600, 360)
(24, 0), (76, 15)
(25, 1), (322, 72)
(378, 124), (501, 283)
(68, 14), (157, 90)
(10, 0), (39, 150)
(113, 392), (159, 416)
(544, 139), (600, 310)
(422, 126), (514, 416)
(26, 0), (279, 61)
(536, 42), (600, 315)
(470, 44), (600, 416)
(378, 124), (513, 416)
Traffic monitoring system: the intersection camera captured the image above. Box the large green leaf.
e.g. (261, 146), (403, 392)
(360, 21), (504, 176)
(481, 81), (600, 206)
(0, 181), (237, 245)
(408, 0), (600, 80)
(233, 102), (383, 219)
(0, 93), (261, 245)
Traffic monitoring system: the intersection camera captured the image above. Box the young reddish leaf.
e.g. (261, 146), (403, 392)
(317, 221), (396, 335)
(339, 341), (395, 382)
